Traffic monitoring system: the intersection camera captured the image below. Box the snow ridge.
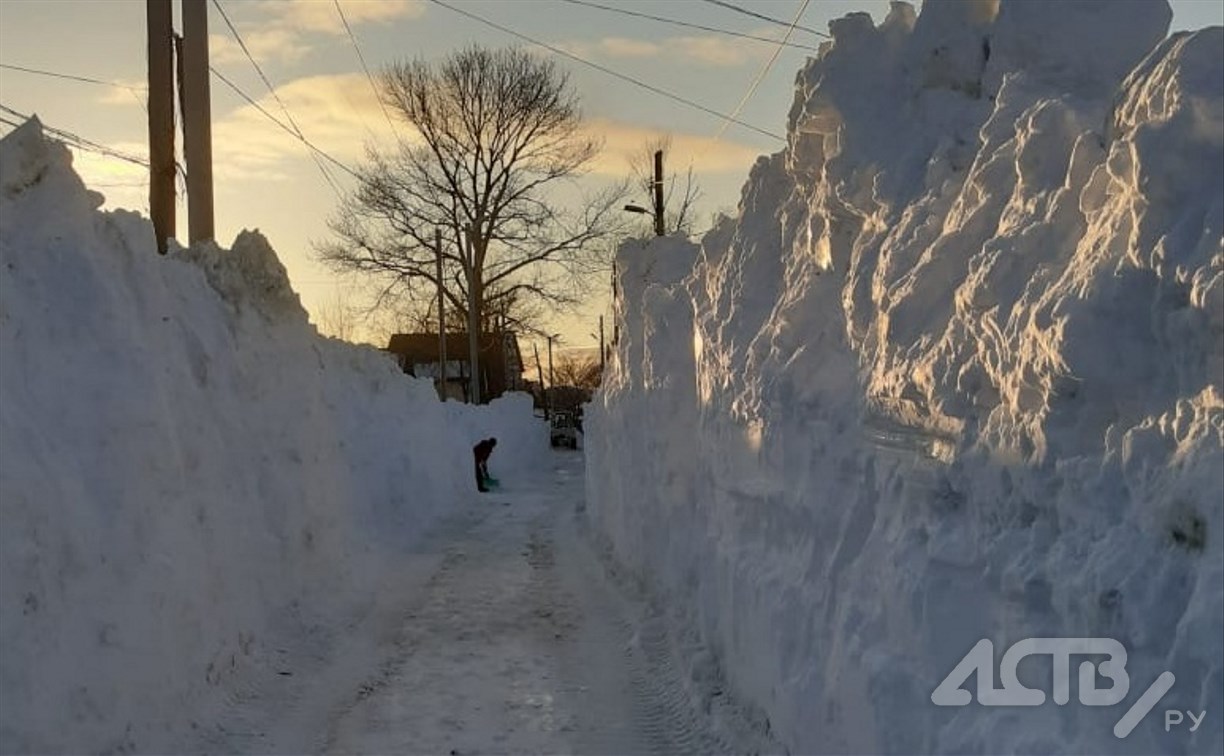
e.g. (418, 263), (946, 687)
(587, 2), (1222, 753)
(0, 118), (545, 752)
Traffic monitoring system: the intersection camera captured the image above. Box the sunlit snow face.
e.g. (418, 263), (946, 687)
(744, 421), (764, 453)
(693, 328), (714, 407)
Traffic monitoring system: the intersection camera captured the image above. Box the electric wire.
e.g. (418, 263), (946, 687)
(556, 0), (820, 52)
(699, 0), (829, 38)
(207, 66), (359, 179)
(333, 0), (401, 139)
(0, 104), (150, 168)
(713, 0), (810, 141)
(0, 62), (148, 110)
(0, 63), (145, 92)
(211, 0), (346, 196)
(428, 0), (784, 141)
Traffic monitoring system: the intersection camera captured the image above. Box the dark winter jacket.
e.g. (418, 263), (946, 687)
(473, 439), (496, 463)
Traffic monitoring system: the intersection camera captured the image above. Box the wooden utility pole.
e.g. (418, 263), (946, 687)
(653, 149), (664, 237)
(533, 342), (547, 421)
(464, 223), (481, 404)
(181, 0), (214, 244)
(547, 336), (555, 386)
(147, 0), (175, 255)
(547, 334), (556, 421)
(435, 228), (447, 399)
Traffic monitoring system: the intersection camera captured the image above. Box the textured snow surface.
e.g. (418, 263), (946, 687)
(0, 118), (546, 753)
(587, 1), (1223, 753)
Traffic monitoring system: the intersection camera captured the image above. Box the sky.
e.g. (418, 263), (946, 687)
(1, 0), (1221, 357)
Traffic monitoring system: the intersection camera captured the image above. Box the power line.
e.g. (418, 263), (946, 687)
(208, 66), (359, 179)
(713, 0), (810, 142)
(333, 0), (401, 139)
(211, 0), (345, 197)
(0, 104), (150, 168)
(556, 0), (820, 52)
(1, 62), (148, 111)
(428, 0), (784, 142)
(0, 62), (146, 92)
(700, 0), (829, 39)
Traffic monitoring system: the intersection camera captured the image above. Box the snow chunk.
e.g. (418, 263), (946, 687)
(180, 229), (308, 325)
(0, 116), (102, 210)
(986, 0), (1171, 95)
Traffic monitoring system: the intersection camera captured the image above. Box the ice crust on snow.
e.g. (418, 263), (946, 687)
(587, 1), (1223, 753)
(0, 118), (547, 753)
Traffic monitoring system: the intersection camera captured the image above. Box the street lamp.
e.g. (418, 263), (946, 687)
(625, 149), (666, 236)
(624, 200), (663, 237)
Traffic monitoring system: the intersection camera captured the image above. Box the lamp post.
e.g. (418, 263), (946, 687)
(624, 148), (665, 235)
(652, 149), (664, 236)
(624, 201), (663, 237)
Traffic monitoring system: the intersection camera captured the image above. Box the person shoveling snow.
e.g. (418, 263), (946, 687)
(473, 437), (498, 492)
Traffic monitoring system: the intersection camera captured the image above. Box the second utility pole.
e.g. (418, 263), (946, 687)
(181, 0), (214, 244)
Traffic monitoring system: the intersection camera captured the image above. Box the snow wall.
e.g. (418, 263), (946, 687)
(586, 1), (1223, 753)
(0, 119), (547, 753)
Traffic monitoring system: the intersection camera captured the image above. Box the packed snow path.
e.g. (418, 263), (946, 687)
(196, 450), (772, 755)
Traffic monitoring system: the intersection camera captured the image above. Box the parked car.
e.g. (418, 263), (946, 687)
(550, 411), (579, 449)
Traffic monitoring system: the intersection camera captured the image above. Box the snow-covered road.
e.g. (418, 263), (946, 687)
(194, 450), (774, 755)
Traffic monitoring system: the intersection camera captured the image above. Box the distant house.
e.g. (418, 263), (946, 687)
(387, 331), (524, 402)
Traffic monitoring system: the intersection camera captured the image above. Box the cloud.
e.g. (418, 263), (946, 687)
(209, 0), (425, 68)
(95, 79), (149, 108)
(263, 0), (425, 35)
(210, 29), (312, 66)
(594, 37), (661, 59)
(206, 76), (759, 190)
(211, 73), (414, 182)
(582, 118), (762, 177)
(671, 36), (759, 67)
(554, 33), (768, 69)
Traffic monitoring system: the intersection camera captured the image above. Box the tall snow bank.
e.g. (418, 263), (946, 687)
(587, 2), (1222, 753)
(0, 118), (544, 753)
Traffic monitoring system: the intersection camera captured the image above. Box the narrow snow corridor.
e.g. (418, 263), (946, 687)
(194, 451), (772, 755)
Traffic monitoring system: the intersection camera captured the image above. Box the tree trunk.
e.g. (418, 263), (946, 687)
(465, 225), (482, 404)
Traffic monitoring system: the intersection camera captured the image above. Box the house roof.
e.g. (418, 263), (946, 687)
(387, 332), (520, 364)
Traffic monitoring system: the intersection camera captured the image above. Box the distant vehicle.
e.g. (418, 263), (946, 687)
(550, 411), (579, 449)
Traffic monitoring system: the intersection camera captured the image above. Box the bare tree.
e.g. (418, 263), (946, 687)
(317, 46), (626, 342)
(627, 135), (702, 236)
(551, 354), (603, 390)
(314, 285), (360, 342)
